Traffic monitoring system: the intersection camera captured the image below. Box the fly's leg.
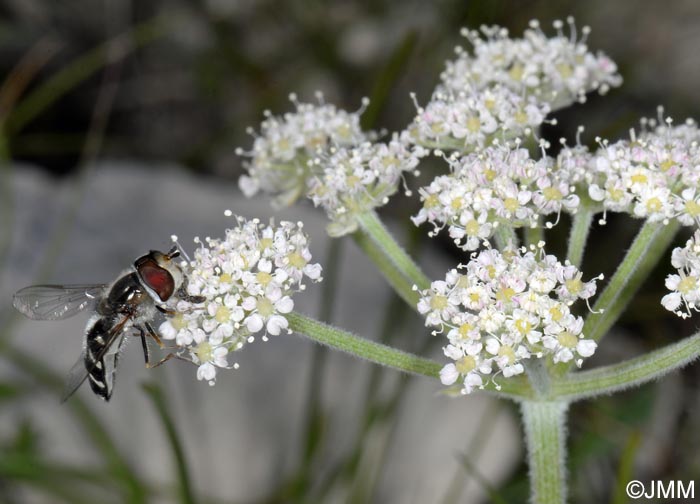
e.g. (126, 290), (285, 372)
(142, 321), (194, 369)
(147, 352), (194, 369)
(144, 321), (165, 348)
(137, 325), (152, 366)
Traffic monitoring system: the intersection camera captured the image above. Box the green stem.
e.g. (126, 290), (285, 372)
(493, 224), (518, 250)
(566, 206), (594, 268)
(524, 223), (544, 248)
(352, 227), (420, 308)
(552, 332), (700, 402)
(356, 211), (431, 291)
(288, 312), (440, 378)
(583, 220), (680, 344)
(287, 312), (532, 399)
(521, 401), (569, 504)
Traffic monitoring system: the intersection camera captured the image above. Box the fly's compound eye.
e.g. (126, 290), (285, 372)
(135, 256), (175, 302)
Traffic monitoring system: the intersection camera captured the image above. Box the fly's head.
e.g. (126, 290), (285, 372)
(134, 247), (185, 303)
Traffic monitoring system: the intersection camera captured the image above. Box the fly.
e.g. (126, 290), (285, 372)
(12, 247), (204, 401)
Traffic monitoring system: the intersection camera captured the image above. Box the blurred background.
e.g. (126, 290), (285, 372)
(1, 0), (700, 502)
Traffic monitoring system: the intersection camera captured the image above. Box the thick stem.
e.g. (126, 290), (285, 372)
(356, 210), (431, 291)
(566, 207), (594, 268)
(521, 400), (569, 504)
(552, 332), (700, 402)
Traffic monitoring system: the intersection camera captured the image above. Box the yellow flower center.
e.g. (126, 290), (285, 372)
(557, 331), (578, 348)
(424, 194), (439, 208)
(257, 297), (274, 317)
(496, 286), (516, 303)
(498, 345), (516, 364)
(170, 313), (187, 331)
(678, 275), (697, 295)
(504, 197), (519, 213)
(556, 62), (573, 79)
(565, 277), (583, 296)
(645, 197), (662, 213)
(458, 323), (474, 338)
(215, 306), (231, 323)
(464, 219), (480, 236)
(515, 319), (532, 335)
(685, 200), (700, 217)
(659, 159), (675, 172)
(456, 355), (477, 374)
(288, 251), (306, 269)
(430, 294), (448, 311)
(508, 63), (524, 81)
(219, 272), (232, 284)
(543, 186), (563, 201)
(256, 271), (273, 286)
(466, 116), (481, 133)
(195, 341), (213, 363)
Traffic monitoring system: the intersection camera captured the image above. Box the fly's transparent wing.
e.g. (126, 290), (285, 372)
(13, 284), (107, 320)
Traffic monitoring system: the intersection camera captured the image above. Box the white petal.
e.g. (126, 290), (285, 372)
(576, 339), (597, 358)
(439, 363), (459, 385)
(245, 314), (264, 333)
(266, 315), (289, 336)
(275, 296), (294, 314)
(197, 363), (216, 381)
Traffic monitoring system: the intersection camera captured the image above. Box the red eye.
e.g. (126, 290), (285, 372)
(137, 261), (175, 301)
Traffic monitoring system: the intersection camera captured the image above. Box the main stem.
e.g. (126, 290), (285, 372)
(521, 400), (569, 504)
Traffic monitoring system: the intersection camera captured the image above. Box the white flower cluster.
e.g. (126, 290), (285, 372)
(662, 230), (700, 319)
(238, 94), (367, 207)
(406, 86), (550, 151)
(308, 135), (427, 236)
(418, 243), (600, 394)
(587, 118), (700, 225)
(441, 18), (622, 110)
(159, 215), (323, 385)
(412, 143), (580, 250)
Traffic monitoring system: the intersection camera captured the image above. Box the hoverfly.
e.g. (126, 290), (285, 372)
(12, 247), (204, 401)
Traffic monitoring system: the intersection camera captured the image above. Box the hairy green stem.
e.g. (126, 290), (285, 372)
(493, 224), (518, 250)
(583, 220), (680, 344)
(356, 211), (431, 291)
(288, 312), (532, 399)
(288, 312), (440, 378)
(521, 401), (569, 504)
(552, 332), (700, 401)
(352, 230), (420, 308)
(566, 207), (594, 267)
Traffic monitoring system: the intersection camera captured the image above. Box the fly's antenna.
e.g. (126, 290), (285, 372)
(170, 235), (192, 263)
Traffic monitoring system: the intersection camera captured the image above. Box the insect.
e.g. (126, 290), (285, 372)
(12, 247), (204, 401)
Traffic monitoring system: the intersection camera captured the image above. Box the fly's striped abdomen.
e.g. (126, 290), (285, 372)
(85, 316), (124, 400)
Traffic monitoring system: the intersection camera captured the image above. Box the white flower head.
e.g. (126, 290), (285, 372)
(441, 18), (622, 110)
(159, 215), (322, 385)
(419, 243), (601, 393)
(237, 94), (368, 207)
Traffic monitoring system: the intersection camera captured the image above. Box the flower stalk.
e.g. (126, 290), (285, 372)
(356, 210), (431, 291)
(566, 205), (595, 268)
(521, 400), (569, 504)
(582, 220), (680, 344)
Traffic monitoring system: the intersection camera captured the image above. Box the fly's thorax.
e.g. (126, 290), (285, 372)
(133, 250), (184, 303)
(99, 272), (149, 316)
